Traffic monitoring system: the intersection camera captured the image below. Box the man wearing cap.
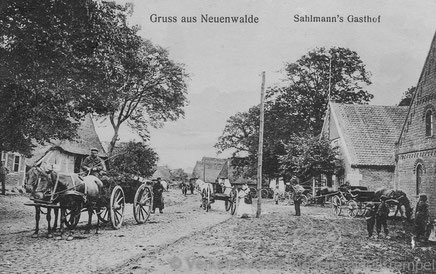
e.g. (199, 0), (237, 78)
(81, 148), (106, 177)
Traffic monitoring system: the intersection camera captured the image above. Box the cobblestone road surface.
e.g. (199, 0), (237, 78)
(0, 191), (231, 274)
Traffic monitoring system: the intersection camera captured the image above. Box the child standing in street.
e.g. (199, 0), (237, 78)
(376, 195), (390, 239)
(365, 202), (377, 238)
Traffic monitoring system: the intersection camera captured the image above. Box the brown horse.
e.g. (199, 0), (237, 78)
(24, 166), (60, 238)
(375, 188), (413, 221)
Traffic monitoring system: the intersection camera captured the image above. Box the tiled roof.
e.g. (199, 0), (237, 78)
(152, 166), (172, 181)
(331, 103), (408, 166)
(191, 157), (228, 183)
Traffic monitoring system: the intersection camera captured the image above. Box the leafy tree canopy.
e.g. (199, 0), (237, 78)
(109, 141), (158, 178)
(216, 47), (372, 181)
(0, 0), (188, 157)
(279, 134), (340, 180)
(398, 86), (415, 106)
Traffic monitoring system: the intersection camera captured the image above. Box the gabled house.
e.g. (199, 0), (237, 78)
(321, 102), (408, 190)
(191, 157), (229, 183)
(27, 114), (107, 172)
(2, 114), (107, 192)
(395, 31), (436, 216)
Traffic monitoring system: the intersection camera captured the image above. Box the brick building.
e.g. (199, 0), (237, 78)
(321, 103), (408, 190)
(395, 32), (436, 217)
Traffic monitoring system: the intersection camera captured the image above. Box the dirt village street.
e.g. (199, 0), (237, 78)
(1, 190), (436, 274)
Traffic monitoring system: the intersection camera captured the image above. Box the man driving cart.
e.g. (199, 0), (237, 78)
(81, 148), (107, 178)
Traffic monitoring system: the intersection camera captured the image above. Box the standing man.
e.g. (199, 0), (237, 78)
(0, 160), (9, 195)
(376, 195), (390, 239)
(414, 194), (429, 242)
(152, 177), (165, 214)
(293, 191), (303, 216)
(81, 148), (106, 177)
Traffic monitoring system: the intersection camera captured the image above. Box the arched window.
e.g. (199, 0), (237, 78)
(425, 109), (433, 136)
(416, 164), (423, 195)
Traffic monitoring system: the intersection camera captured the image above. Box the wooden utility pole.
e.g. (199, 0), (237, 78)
(256, 72), (266, 218)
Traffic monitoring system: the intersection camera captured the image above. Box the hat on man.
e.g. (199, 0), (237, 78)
(91, 148), (99, 152)
(380, 195), (387, 201)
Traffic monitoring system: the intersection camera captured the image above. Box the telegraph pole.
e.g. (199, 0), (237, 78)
(256, 72), (266, 218)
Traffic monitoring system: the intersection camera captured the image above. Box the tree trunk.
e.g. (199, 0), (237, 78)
(108, 126), (120, 158)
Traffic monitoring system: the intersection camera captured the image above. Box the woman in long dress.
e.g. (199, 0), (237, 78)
(237, 184), (253, 218)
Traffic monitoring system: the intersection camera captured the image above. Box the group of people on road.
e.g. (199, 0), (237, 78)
(365, 195), (390, 239)
(365, 193), (432, 243)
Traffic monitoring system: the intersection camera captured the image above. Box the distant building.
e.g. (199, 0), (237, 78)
(152, 166), (172, 182)
(191, 157), (230, 183)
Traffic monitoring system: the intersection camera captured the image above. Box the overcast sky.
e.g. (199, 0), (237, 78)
(95, 0), (436, 172)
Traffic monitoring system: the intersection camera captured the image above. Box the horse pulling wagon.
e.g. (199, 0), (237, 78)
(24, 167), (153, 238)
(196, 179), (238, 215)
(330, 186), (412, 220)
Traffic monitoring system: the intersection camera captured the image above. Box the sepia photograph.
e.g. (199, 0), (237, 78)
(1, 0), (436, 273)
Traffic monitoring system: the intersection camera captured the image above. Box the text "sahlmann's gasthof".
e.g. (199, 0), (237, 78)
(293, 14), (381, 23)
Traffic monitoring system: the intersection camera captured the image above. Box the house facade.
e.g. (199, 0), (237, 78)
(2, 114), (106, 191)
(321, 102), (408, 190)
(395, 32), (436, 216)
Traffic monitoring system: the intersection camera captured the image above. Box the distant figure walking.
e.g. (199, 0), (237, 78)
(152, 177), (165, 214)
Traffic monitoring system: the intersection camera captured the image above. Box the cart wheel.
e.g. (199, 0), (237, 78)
(110, 185), (125, 229)
(331, 195), (341, 216)
(357, 203), (366, 216)
(133, 185), (152, 224)
(300, 195), (308, 206)
(347, 200), (358, 217)
(64, 208), (81, 229)
(97, 206), (110, 223)
(304, 194), (313, 206)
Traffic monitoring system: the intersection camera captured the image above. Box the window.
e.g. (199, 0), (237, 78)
(416, 164), (423, 195)
(425, 109), (433, 136)
(13, 155), (20, 172)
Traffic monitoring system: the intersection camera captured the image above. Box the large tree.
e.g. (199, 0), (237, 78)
(103, 39), (188, 156)
(0, 0), (134, 155)
(0, 0), (188, 158)
(216, 47), (373, 180)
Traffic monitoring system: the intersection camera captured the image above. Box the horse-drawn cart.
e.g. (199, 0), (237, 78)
(197, 179), (238, 215)
(24, 167), (153, 237)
